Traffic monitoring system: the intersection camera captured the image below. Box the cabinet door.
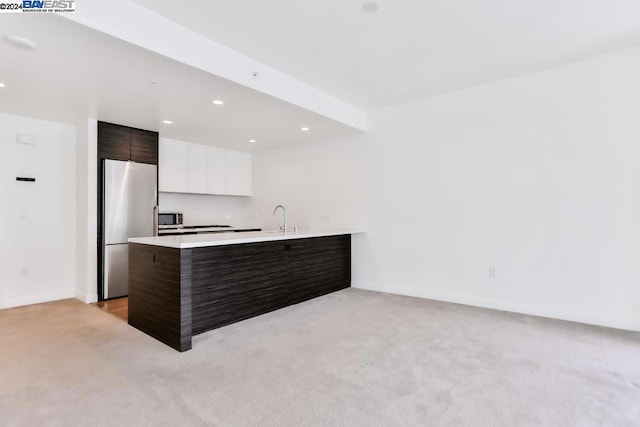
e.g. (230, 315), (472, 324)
(98, 122), (130, 161)
(188, 143), (208, 194)
(286, 236), (351, 305)
(191, 242), (288, 334)
(129, 244), (190, 351)
(207, 146), (226, 195)
(159, 138), (189, 193)
(226, 150), (252, 196)
(131, 128), (158, 165)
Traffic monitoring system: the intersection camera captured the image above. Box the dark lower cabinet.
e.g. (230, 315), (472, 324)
(191, 241), (288, 335)
(129, 235), (351, 351)
(129, 246), (192, 351)
(286, 236), (351, 305)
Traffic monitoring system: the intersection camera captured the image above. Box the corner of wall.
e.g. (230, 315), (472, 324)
(75, 118), (98, 303)
(74, 291), (98, 304)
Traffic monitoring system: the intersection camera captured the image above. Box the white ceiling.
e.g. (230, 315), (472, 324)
(2, 2), (639, 151)
(131, 0), (640, 110)
(0, 14), (359, 151)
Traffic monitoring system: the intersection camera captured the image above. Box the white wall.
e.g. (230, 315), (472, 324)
(250, 132), (371, 231)
(75, 119), (98, 303)
(0, 113), (77, 308)
(251, 47), (640, 331)
(159, 192), (257, 227)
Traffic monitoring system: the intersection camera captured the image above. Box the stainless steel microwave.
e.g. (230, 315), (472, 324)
(158, 212), (183, 229)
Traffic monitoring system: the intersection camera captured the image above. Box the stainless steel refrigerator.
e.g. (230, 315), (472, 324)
(102, 159), (157, 299)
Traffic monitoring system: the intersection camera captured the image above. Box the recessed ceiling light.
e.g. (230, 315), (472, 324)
(362, 2), (379, 13)
(3, 35), (37, 50)
(0, 82), (5, 88)
(213, 99), (224, 105)
(249, 139), (257, 143)
(301, 127), (310, 132)
(162, 120), (173, 125)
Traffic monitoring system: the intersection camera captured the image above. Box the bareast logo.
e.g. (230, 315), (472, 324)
(23, 0), (75, 10)
(0, 0), (76, 13)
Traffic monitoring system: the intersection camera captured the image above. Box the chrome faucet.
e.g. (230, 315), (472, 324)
(273, 205), (287, 231)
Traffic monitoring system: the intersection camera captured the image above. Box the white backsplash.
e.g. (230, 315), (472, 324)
(159, 192), (258, 227)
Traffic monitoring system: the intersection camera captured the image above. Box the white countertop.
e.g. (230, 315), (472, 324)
(129, 229), (364, 249)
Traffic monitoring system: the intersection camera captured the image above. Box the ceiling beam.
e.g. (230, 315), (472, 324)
(59, 0), (367, 131)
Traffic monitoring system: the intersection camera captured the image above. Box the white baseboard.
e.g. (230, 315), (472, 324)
(352, 281), (640, 332)
(1, 291), (76, 309)
(74, 291), (98, 304)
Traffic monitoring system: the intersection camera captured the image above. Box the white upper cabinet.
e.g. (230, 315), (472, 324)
(188, 143), (208, 194)
(159, 138), (188, 193)
(207, 146), (226, 195)
(159, 138), (251, 196)
(226, 150), (252, 196)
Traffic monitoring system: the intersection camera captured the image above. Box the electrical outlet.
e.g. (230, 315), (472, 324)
(489, 267), (497, 278)
(21, 268), (28, 277)
(225, 215), (232, 220)
(21, 210), (33, 221)
(320, 215), (332, 221)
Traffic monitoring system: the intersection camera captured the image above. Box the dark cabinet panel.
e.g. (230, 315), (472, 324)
(129, 235), (352, 351)
(286, 235), (351, 305)
(131, 128), (158, 164)
(98, 122), (131, 161)
(129, 244), (192, 352)
(190, 236), (350, 336)
(191, 242), (288, 334)
(98, 121), (158, 165)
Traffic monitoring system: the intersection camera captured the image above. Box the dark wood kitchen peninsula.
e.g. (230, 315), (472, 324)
(128, 230), (359, 351)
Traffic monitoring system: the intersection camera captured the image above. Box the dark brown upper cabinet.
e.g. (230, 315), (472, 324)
(98, 121), (158, 165)
(131, 128), (158, 164)
(98, 122), (131, 161)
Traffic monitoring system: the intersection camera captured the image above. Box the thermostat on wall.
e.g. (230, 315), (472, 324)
(16, 134), (36, 145)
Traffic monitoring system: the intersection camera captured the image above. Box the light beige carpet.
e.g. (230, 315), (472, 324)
(1, 288), (639, 426)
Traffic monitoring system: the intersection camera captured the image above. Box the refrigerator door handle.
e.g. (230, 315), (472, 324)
(153, 205), (159, 237)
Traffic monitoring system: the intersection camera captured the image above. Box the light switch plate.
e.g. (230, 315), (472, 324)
(16, 134), (36, 145)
